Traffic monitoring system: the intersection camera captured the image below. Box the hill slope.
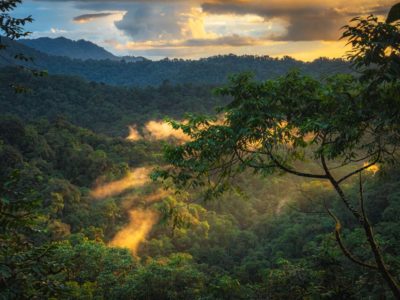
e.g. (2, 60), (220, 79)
(0, 38), (351, 86)
(0, 67), (224, 136)
(19, 37), (118, 60)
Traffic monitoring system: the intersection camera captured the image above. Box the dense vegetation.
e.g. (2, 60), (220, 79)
(0, 67), (225, 136)
(1, 37), (350, 86)
(1, 1), (400, 299)
(19, 37), (145, 62)
(19, 37), (121, 61)
(154, 8), (400, 298)
(1, 116), (399, 299)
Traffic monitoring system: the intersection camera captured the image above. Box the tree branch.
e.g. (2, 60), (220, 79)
(337, 157), (380, 185)
(267, 151), (328, 179)
(320, 153), (363, 222)
(324, 204), (378, 270)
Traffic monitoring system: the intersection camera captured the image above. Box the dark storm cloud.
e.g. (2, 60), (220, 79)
(49, 1), (192, 41)
(114, 4), (186, 41)
(201, 1), (395, 41)
(73, 12), (114, 22)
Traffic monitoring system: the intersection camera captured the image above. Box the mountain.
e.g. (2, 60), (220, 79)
(0, 37), (351, 86)
(19, 37), (118, 60)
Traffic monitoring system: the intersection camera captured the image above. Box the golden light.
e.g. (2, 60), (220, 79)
(90, 167), (151, 199)
(109, 209), (159, 255)
(126, 125), (143, 141)
(145, 120), (191, 142)
(363, 162), (380, 174)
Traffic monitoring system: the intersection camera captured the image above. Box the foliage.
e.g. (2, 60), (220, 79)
(0, 2), (399, 299)
(0, 111), (398, 299)
(0, 38), (351, 86)
(0, 114), (399, 299)
(343, 14), (400, 83)
(154, 4), (400, 297)
(0, 68), (226, 136)
(155, 70), (399, 191)
(19, 37), (120, 61)
(0, 169), (64, 299)
(0, 0), (32, 42)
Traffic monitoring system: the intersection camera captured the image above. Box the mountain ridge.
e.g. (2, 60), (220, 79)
(0, 37), (352, 86)
(19, 36), (145, 62)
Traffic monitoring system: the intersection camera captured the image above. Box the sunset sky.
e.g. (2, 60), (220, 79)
(14, 0), (395, 60)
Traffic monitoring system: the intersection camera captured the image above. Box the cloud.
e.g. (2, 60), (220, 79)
(115, 5), (179, 41)
(71, 0), (394, 43)
(28, 0), (395, 60)
(184, 34), (259, 46)
(32, 1), (395, 43)
(73, 12), (114, 23)
(50, 28), (68, 34)
(201, 0), (394, 41)
(114, 4), (216, 41)
(116, 34), (260, 50)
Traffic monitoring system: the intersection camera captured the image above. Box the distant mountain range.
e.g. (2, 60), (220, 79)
(19, 37), (145, 62)
(0, 36), (352, 86)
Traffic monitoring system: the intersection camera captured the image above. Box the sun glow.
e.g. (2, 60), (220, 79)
(125, 120), (191, 142)
(364, 162), (380, 174)
(127, 125), (142, 141)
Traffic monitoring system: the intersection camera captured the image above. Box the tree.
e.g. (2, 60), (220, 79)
(0, 0), (31, 35)
(0, 0), (46, 92)
(342, 4), (400, 84)
(0, 169), (64, 299)
(121, 253), (205, 300)
(154, 4), (400, 298)
(0, 0), (32, 50)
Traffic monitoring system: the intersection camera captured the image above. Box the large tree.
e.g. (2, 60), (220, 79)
(154, 4), (400, 298)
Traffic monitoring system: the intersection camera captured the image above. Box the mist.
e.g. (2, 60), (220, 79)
(126, 120), (191, 142)
(109, 209), (159, 255)
(90, 167), (151, 199)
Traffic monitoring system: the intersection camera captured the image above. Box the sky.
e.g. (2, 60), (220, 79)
(13, 0), (395, 60)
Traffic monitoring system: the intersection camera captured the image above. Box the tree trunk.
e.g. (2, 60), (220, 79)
(362, 220), (400, 299)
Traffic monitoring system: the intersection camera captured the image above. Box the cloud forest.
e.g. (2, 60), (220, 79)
(1, 1), (400, 299)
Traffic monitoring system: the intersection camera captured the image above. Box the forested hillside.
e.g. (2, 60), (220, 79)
(0, 37), (350, 86)
(0, 67), (225, 136)
(19, 37), (145, 62)
(19, 37), (119, 61)
(1, 116), (399, 299)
